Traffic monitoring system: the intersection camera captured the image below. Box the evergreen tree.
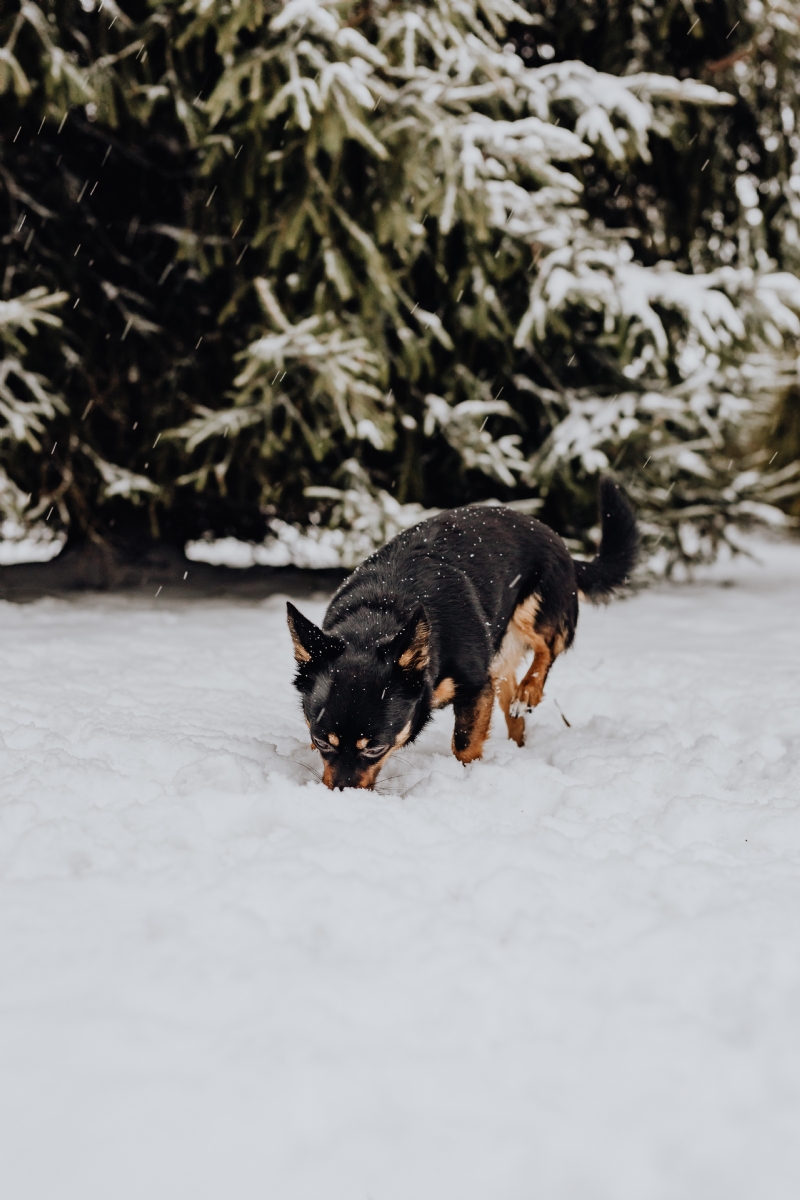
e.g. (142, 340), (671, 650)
(1, 0), (799, 572)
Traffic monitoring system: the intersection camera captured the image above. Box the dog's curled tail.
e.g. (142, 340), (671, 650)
(573, 477), (638, 601)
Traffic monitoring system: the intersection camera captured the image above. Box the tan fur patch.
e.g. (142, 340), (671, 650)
(432, 677), (456, 708)
(322, 761), (334, 788)
(394, 719), (413, 748)
(351, 721), (413, 789)
(289, 634), (311, 663)
(490, 592), (568, 730)
(452, 687), (495, 764)
(356, 737), (369, 750)
(512, 633), (552, 712)
(490, 596), (541, 744)
(511, 592), (541, 639)
(328, 732), (339, 747)
(397, 617), (431, 671)
(495, 678), (525, 747)
(490, 617), (528, 688)
(354, 761), (383, 789)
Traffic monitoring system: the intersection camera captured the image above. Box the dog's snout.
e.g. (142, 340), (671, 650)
(318, 741), (385, 792)
(322, 766), (375, 791)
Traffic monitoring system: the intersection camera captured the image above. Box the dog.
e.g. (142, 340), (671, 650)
(287, 477), (638, 790)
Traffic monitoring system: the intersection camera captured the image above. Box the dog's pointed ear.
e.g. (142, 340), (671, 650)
(286, 602), (343, 664)
(384, 606), (431, 673)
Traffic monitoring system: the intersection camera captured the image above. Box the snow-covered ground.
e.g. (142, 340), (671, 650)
(1, 538), (799, 1200)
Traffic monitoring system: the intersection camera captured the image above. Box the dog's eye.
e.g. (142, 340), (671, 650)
(360, 744), (389, 759)
(313, 736), (335, 754)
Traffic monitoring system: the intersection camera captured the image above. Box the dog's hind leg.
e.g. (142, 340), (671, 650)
(492, 594), (553, 737)
(497, 674), (526, 746)
(509, 634), (552, 716)
(452, 686), (495, 764)
(507, 596), (568, 717)
(491, 620), (528, 747)
(510, 625), (567, 716)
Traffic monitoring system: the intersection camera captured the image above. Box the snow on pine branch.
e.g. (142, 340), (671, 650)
(199, 0), (741, 463)
(0, 288), (69, 452)
(0, 285), (157, 544)
(0, 288), (70, 555)
(81, 445), (160, 502)
(517, 246), (800, 383)
(188, 459), (434, 570)
(522, 377), (799, 572)
(190, 0), (786, 569)
(0, 287), (69, 343)
(174, 279), (392, 459)
(535, 62), (735, 163)
(423, 393), (525, 487)
(512, 247), (800, 566)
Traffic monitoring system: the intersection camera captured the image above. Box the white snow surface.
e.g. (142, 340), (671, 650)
(0, 527), (66, 565)
(1, 538), (800, 1199)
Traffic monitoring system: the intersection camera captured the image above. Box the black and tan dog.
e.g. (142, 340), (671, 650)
(287, 478), (637, 790)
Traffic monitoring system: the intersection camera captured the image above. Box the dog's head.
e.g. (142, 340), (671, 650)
(286, 601), (430, 790)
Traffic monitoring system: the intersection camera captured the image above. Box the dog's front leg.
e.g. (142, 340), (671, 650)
(452, 685), (495, 765)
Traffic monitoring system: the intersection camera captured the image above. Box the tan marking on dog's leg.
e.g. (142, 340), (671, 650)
(322, 762), (335, 789)
(512, 634), (552, 712)
(507, 595), (564, 717)
(452, 686), (495, 765)
(511, 623), (570, 715)
(490, 620), (528, 747)
(432, 677), (456, 708)
(497, 673), (525, 746)
(511, 592), (541, 639)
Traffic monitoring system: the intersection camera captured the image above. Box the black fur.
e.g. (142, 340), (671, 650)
(288, 478), (637, 789)
(574, 477), (639, 600)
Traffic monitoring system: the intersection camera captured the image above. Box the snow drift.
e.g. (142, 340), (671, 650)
(1, 538), (799, 1198)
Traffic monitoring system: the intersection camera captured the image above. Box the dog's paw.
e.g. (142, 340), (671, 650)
(452, 732), (486, 764)
(511, 682), (545, 716)
(506, 715), (525, 747)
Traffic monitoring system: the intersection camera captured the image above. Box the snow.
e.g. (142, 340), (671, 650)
(0, 529), (65, 565)
(1, 537), (800, 1199)
(0, 508), (66, 565)
(185, 524), (348, 569)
